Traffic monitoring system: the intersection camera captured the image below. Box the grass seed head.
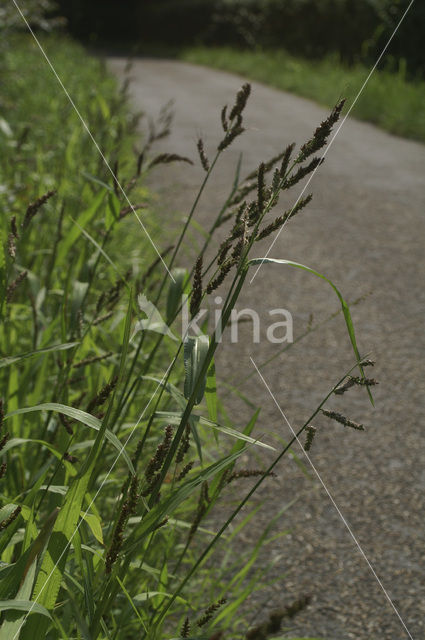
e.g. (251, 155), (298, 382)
(217, 238), (232, 266)
(245, 148), (292, 182)
(105, 474), (140, 573)
(118, 202), (147, 220)
(350, 375), (378, 387)
(22, 189), (56, 230)
(144, 425), (174, 485)
(230, 214), (248, 264)
(190, 255), (203, 318)
(322, 409), (364, 431)
(86, 375), (118, 414)
(246, 594), (310, 639)
(257, 162), (266, 214)
(206, 260), (233, 294)
(196, 599), (226, 627)
(304, 425), (317, 451)
(334, 377), (356, 395)
(181, 617), (191, 638)
(0, 505), (21, 532)
(148, 153), (194, 169)
(220, 105), (228, 132)
(283, 157), (322, 189)
(229, 83), (251, 121)
(279, 142), (296, 177)
(0, 433), (8, 453)
(197, 137), (210, 171)
(136, 149), (145, 176)
(218, 123), (245, 151)
(361, 358), (375, 367)
(10, 216), (19, 239)
(272, 167), (281, 191)
(176, 424), (191, 463)
(297, 99), (345, 163)
(7, 233), (16, 259)
(93, 311), (114, 326)
(226, 469), (277, 483)
(6, 270), (27, 303)
(256, 194), (312, 241)
(177, 461), (193, 482)
(188, 482), (210, 542)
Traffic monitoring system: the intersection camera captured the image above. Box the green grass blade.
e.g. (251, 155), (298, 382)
(205, 359), (218, 427)
(248, 258), (373, 404)
(4, 404), (134, 474)
(183, 335), (209, 405)
(154, 411), (274, 450)
(4, 406), (134, 475)
(0, 600), (52, 618)
(0, 343), (79, 370)
(57, 189), (106, 262)
(122, 448), (247, 555)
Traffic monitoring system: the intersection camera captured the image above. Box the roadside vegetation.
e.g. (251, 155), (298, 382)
(1, 32), (375, 640)
(180, 46), (425, 143)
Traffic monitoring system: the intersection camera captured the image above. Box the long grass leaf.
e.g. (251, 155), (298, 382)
(4, 405), (134, 474)
(248, 258), (373, 404)
(0, 343), (79, 370)
(57, 189), (105, 262)
(0, 600), (52, 618)
(154, 411), (274, 450)
(183, 335), (209, 404)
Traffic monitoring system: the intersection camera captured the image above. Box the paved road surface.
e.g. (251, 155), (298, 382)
(108, 58), (425, 640)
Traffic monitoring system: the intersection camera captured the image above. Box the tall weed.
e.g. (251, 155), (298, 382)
(0, 36), (374, 639)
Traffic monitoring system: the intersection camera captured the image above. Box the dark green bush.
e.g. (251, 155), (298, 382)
(206, 0), (425, 75)
(53, 0), (425, 76)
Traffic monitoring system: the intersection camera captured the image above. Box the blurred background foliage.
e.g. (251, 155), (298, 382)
(52, 0), (425, 78)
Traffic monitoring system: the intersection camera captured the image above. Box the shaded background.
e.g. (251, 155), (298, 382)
(54, 0), (425, 77)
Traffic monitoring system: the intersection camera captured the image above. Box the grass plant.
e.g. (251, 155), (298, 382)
(0, 34), (374, 640)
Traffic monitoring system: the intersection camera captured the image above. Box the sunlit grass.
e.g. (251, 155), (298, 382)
(0, 34), (374, 640)
(181, 47), (425, 142)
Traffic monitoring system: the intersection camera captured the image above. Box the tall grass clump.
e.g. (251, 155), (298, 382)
(0, 34), (375, 640)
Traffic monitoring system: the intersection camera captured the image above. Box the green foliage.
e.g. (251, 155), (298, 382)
(55, 0), (425, 77)
(0, 0), (62, 34)
(181, 46), (425, 142)
(208, 0), (425, 77)
(0, 33), (374, 640)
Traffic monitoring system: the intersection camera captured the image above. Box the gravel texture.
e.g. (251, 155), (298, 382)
(108, 58), (425, 640)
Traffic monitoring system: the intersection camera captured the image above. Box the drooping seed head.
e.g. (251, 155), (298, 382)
(304, 425), (317, 451)
(6, 270), (27, 303)
(322, 409), (364, 431)
(190, 255), (203, 318)
(22, 189), (56, 230)
(197, 137), (210, 172)
(196, 599), (227, 628)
